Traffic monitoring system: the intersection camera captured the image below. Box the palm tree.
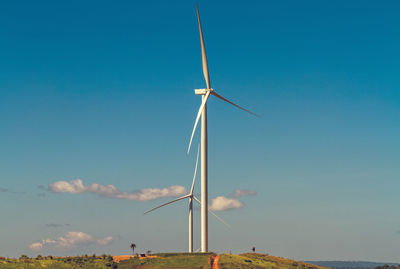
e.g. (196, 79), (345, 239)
(130, 243), (136, 255)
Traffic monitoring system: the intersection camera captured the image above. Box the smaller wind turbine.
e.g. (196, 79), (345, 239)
(144, 145), (228, 253)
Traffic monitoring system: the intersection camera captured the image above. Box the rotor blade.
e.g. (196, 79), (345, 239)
(187, 90), (211, 154)
(189, 144), (200, 194)
(196, 3), (211, 89)
(208, 207), (231, 228)
(193, 196), (231, 228)
(211, 91), (259, 117)
(144, 194), (191, 215)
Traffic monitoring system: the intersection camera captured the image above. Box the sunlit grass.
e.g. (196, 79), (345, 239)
(0, 253), (329, 269)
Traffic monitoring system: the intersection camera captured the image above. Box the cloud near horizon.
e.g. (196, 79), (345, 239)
(46, 223), (71, 228)
(230, 189), (257, 198)
(209, 189), (257, 211)
(49, 179), (187, 201)
(29, 232), (113, 251)
(209, 196), (244, 211)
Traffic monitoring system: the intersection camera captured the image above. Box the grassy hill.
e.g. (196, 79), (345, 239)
(218, 253), (328, 269)
(0, 253), (329, 269)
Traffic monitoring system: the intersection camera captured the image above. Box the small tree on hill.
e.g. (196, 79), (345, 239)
(252, 247), (256, 253)
(130, 243), (136, 255)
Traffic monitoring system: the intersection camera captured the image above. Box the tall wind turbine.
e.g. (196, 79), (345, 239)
(189, 4), (258, 253)
(144, 145), (228, 253)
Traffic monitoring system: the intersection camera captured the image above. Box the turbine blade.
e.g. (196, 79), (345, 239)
(208, 207), (231, 228)
(193, 196), (231, 228)
(187, 91), (210, 154)
(144, 194), (191, 215)
(211, 91), (259, 117)
(196, 3), (211, 89)
(189, 144), (200, 194)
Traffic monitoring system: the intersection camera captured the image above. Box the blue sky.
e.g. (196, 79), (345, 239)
(1, 0), (400, 261)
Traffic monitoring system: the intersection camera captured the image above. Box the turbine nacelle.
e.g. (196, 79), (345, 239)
(195, 88), (213, 95)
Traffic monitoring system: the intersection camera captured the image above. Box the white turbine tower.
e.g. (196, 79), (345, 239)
(144, 145), (228, 253)
(189, 4), (259, 253)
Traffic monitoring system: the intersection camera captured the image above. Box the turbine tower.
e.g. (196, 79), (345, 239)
(188, 4), (258, 252)
(144, 145), (228, 252)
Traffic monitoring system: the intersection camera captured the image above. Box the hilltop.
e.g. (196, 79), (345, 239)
(0, 253), (330, 269)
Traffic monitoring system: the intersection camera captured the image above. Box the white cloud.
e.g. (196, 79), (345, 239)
(231, 189), (257, 198)
(209, 196), (244, 211)
(49, 179), (187, 201)
(29, 232), (113, 251)
(29, 242), (47, 251)
(45, 223), (70, 228)
(49, 180), (86, 194)
(97, 236), (113, 246)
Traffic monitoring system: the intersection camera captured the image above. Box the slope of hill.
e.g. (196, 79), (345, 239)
(0, 255), (117, 268)
(218, 253), (328, 269)
(305, 261), (400, 269)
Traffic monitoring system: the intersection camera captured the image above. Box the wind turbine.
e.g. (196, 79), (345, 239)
(144, 145), (229, 253)
(188, 4), (259, 253)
